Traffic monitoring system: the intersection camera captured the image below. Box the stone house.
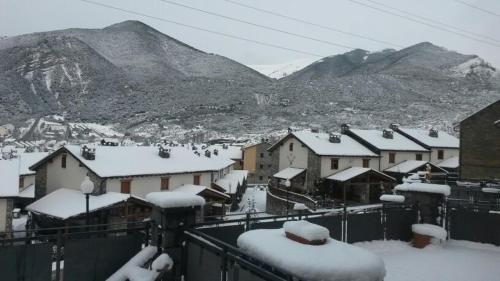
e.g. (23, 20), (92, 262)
(460, 100), (500, 181)
(242, 141), (273, 184)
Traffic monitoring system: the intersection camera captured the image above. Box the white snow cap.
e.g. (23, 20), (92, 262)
(283, 220), (329, 242)
(482, 188), (500, 194)
(151, 254), (173, 272)
(412, 224), (447, 240)
(145, 191), (205, 208)
(293, 203), (308, 211)
(395, 182), (451, 196)
(380, 194), (405, 203)
(238, 228), (386, 281)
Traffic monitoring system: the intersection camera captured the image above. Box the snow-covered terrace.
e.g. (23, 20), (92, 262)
(214, 170), (248, 194)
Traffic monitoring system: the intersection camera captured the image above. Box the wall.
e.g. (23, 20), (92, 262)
(0, 199), (6, 232)
(380, 151), (431, 171)
(460, 101), (500, 180)
(242, 146), (256, 172)
(320, 156), (379, 178)
(278, 137), (309, 170)
(106, 172), (214, 198)
(46, 153), (90, 194)
(430, 148), (459, 164)
(250, 143), (273, 184)
(20, 174), (36, 189)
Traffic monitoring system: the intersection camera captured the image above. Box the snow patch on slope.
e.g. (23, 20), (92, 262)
(248, 58), (317, 79)
(451, 57), (498, 79)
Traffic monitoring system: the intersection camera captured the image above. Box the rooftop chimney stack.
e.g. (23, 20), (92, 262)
(340, 124), (351, 134)
(389, 123), (400, 131)
(205, 150), (211, 158)
(213, 149), (219, 156)
(329, 133), (341, 143)
(158, 145), (171, 158)
(383, 129), (394, 139)
(429, 128), (439, 138)
(81, 145), (96, 160)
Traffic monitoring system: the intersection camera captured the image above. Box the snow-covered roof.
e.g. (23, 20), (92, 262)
(395, 182), (451, 196)
(438, 156), (459, 169)
(214, 170), (249, 194)
(398, 128), (459, 148)
(237, 228), (386, 281)
(290, 131), (378, 157)
(0, 158), (20, 197)
(19, 152), (49, 175)
(208, 144), (242, 160)
(273, 167), (306, 180)
(52, 145), (235, 178)
(385, 160), (431, 173)
(145, 191), (205, 208)
(283, 220), (329, 242)
(326, 167), (395, 182)
(482, 188), (500, 194)
(350, 129), (429, 152)
(18, 184), (35, 198)
(412, 224), (447, 240)
(175, 184), (229, 199)
(380, 194), (405, 203)
(27, 188), (133, 219)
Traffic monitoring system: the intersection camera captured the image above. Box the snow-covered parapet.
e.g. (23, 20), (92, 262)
(237, 226), (386, 281)
(395, 182), (451, 196)
(412, 224), (447, 240)
(283, 220), (329, 245)
(482, 188), (500, 194)
(145, 191), (205, 209)
(107, 246), (173, 281)
(379, 194), (405, 203)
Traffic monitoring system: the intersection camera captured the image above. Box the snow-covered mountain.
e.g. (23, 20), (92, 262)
(248, 58), (318, 79)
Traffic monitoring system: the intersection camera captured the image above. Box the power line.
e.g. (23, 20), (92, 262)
(157, 0), (357, 50)
(223, 0), (403, 48)
(78, 0), (326, 57)
(363, 0), (500, 44)
(346, 0), (500, 48)
(454, 0), (500, 19)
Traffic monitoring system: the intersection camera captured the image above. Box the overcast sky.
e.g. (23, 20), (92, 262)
(1, 0), (500, 67)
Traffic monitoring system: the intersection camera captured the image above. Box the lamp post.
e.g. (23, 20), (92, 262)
(80, 176), (94, 227)
(285, 179), (291, 217)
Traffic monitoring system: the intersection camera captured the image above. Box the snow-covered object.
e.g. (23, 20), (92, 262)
(18, 152), (49, 175)
(151, 253), (173, 272)
(0, 158), (20, 197)
(482, 188), (500, 194)
(214, 170), (249, 194)
(327, 167), (394, 182)
(18, 184), (35, 198)
(145, 191), (205, 209)
(397, 128), (459, 148)
(283, 220), (329, 242)
(385, 160), (444, 173)
(412, 224), (447, 240)
(349, 129), (428, 152)
(26, 188), (133, 219)
(247, 58), (317, 79)
(107, 246), (172, 281)
(174, 184), (229, 199)
(404, 173), (422, 183)
(380, 194), (405, 203)
(238, 228), (385, 281)
(273, 167), (305, 180)
(395, 182), (451, 196)
(438, 156), (459, 169)
(293, 203), (308, 211)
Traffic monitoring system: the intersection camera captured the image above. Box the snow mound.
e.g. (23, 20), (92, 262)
(146, 191), (205, 208)
(412, 224), (447, 240)
(283, 220), (329, 242)
(237, 228), (385, 281)
(151, 254), (173, 272)
(293, 203), (308, 211)
(482, 188), (500, 194)
(395, 182), (450, 196)
(107, 246), (172, 281)
(380, 194), (405, 203)
(247, 58), (317, 79)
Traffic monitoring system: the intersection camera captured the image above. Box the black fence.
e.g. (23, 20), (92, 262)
(0, 221), (150, 281)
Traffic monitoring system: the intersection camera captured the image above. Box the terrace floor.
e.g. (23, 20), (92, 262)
(355, 240), (500, 281)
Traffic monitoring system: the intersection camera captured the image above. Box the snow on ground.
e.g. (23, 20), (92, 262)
(356, 240), (500, 281)
(247, 58), (317, 79)
(12, 215), (27, 238)
(234, 185), (267, 213)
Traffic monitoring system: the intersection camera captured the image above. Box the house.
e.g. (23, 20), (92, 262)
(29, 144), (236, 206)
(207, 144), (244, 170)
(0, 159), (20, 236)
(343, 125), (430, 171)
(242, 140), (273, 184)
(383, 160), (449, 183)
(459, 100), (500, 181)
(391, 124), (459, 165)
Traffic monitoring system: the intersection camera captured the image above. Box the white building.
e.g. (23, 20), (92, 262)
(0, 159), (19, 234)
(30, 144), (236, 200)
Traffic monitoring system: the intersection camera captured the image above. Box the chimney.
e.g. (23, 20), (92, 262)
(214, 149), (219, 156)
(158, 145), (171, 158)
(340, 124), (350, 134)
(205, 150), (211, 158)
(329, 133), (341, 143)
(287, 127), (293, 134)
(389, 123), (400, 131)
(429, 128), (439, 138)
(383, 129), (394, 139)
(222, 144), (228, 150)
(81, 145), (96, 160)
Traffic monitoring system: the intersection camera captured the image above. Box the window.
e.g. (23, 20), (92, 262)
(161, 177), (170, 190)
(260, 164), (264, 169)
(289, 142), (294, 151)
(260, 152), (264, 158)
(193, 174), (201, 185)
(331, 158), (339, 170)
(416, 153), (423, 161)
(362, 159), (370, 168)
(438, 150), (444, 160)
(269, 152), (272, 157)
(61, 154), (67, 168)
(389, 153), (396, 164)
(259, 176), (263, 181)
(121, 180), (131, 194)
(268, 164), (272, 168)
(19, 176), (24, 188)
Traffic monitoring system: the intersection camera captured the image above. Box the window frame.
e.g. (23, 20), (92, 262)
(120, 179), (131, 194)
(331, 158), (339, 170)
(160, 177), (170, 191)
(362, 159), (370, 168)
(61, 154), (67, 169)
(389, 153), (396, 164)
(416, 153), (423, 161)
(437, 150), (444, 160)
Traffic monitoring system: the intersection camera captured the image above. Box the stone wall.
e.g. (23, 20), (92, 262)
(265, 190), (296, 215)
(34, 164), (48, 199)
